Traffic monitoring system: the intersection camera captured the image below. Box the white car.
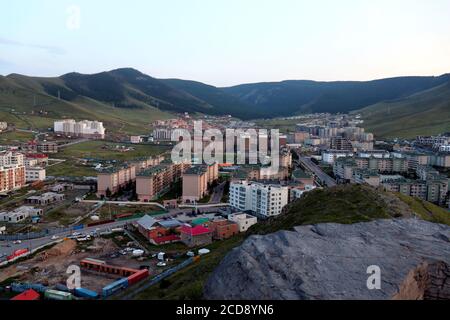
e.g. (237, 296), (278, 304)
(156, 262), (167, 267)
(51, 235), (59, 240)
(13, 240), (22, 244)
(72, 232), (81, 237)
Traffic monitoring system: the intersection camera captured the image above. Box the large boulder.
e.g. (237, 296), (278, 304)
(203, 219), (450, 300)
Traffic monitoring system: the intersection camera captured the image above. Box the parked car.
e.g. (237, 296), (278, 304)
(156, 262), (167, 267)
(13, 240), (22, 244)
(51, 235), (59, 240)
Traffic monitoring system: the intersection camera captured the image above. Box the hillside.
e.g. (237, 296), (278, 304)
(0, 72), (173, 135)
(358, 81), (450, 138)
(130, 184), (450, 300)
(222, 74), (450, 117)
(2, 69), (450, 127)
(160, 78), (263, 119)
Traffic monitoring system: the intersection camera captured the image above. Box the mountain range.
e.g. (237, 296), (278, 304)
(0, 67), (449, 137)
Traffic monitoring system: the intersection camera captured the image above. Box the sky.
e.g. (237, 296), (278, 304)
(1, 0), (450, 86)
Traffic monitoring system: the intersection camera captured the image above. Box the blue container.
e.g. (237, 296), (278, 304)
(74, 287), (98, 299)
(55, 283), (70, 292)
(73, 224), (84, 230)
(102, 278), (128, 297)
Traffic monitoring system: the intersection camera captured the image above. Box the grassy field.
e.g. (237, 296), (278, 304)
(57, 140), (170, 161)
(46, 140), (170, 177)
(0, 130), (35, 144)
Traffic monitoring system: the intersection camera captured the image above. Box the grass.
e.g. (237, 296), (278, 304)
(0, 130), (34, 144)
(133, 235), (245, 300)
(395, 193), (450, 226)
(57, 141), (169, 161)
(359, 82), (450, 138)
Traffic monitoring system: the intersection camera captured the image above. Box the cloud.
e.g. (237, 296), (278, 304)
(0, 37), (66, 55)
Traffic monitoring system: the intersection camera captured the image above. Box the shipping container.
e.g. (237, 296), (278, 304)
(102, 278), (128, 298)
(55, 283), (70, 292)
(127, 269), (149, 286)
(74, 287), (98, 299)
(72, 224), (84, 230)
(11, 282), (48, 293)
(10, 289), (40, 300)
(44, 289), (73, 300)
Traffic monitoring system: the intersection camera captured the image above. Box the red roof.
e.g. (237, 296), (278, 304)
(180, 225), (211, 236)
(153, 234), (181, 244)
(11, 289), (40, 301)
(26, 153), (48, 158)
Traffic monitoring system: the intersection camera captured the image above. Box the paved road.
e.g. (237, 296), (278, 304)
(297, 155), (337, 187)
(209, 182), (226, 204)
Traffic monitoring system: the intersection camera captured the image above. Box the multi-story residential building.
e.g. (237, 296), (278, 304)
(97, 164), (136, 197)
(229, 181), (289, 218)
(136, 162), (189, 201)
(37, 142), (58, 154)
(352, 169), (381, 187)
(416, 165), (440, 181)
(0, 151), (26, 194)
(25, 154), (49, 167)
(439, 145), (450, 152)
(416, 135), (449, 147)
(182, 163), (219, 203)
(280, 149), (293, 168)
(54, 119), (106, 139)
(330, 137), (354, 151)
(429, 153), (450, 168)
(322, 150), (354, 165)
(25, 167), (46, 182)
(129, 155), (164, 174)
(334, 156), (409, 181)
(382, 176), (448, 206)
(227, 212), (257, 232)
(0, 122), (7, 132)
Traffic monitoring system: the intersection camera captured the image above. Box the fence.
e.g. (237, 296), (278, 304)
(0, 226), (81, 241)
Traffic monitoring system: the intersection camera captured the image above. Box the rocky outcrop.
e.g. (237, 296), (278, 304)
(203, 219), (450, 300)
(393, 261), (450, 300)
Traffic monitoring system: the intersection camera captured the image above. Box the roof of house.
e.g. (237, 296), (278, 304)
(157, 219), (182, 229)
(10, 289), (40, 301)
(136, 215), (158, 230)
(191, 217), (210, 226)
(180, 225), (211, 236)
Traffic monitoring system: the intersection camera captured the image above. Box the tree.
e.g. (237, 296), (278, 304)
(105, 188), (112, 198)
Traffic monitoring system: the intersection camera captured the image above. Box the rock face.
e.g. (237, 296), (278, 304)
(393, 261), (450, 300)
(203, 219), (450, 300)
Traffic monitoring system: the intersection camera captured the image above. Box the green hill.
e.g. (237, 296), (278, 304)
(0, 72), (173, 134)
(358, 81), (450, 138)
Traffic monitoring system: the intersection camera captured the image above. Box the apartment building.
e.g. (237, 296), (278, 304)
(136, 162), (189, 201)
(0, 151), (26, 194)
(382, 177), (448, 206)
(330, 137), (354, 151)
(54, 119), (106, 139)
(182, 163), (219, 203)
(97, 165), (136, 197)
(0, 122), (7, 132)
(229, 181), (289, 218)
(129, 155), (164, 174)
(25, 167), (46, 182)
(322, 150), (354, 165)
(38, 142), (58, 154)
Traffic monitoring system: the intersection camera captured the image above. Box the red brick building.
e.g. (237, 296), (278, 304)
(208, 218), (239, 240)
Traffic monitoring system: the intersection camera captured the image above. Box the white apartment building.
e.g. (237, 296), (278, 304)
(322, 150), (354, 164)
(229, 181), (289, 218)
(0, 151), (24, 167)
(25, 167), (46, 182)
(54, 119), (106, 139)
(439, 145), (450, 152)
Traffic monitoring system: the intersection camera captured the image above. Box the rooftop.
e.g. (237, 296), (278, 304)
(184, 165), (208, 175)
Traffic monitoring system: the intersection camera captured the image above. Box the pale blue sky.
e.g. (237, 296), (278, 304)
(1, 0), (450, 86)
